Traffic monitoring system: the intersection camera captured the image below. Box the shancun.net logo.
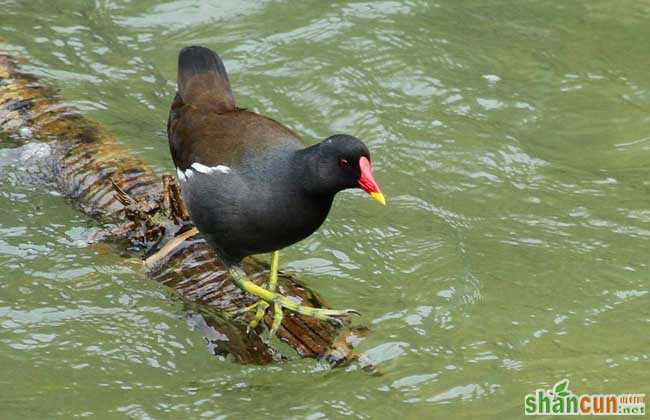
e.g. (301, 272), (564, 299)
(524, 379), (646, 416)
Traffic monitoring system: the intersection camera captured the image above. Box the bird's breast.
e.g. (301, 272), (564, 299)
(179, 165), (333, 260)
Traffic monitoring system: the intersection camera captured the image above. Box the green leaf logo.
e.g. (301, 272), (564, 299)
(553, 379), (570, 398)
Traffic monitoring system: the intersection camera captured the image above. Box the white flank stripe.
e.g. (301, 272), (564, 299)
(190, 162), (231, 174)
(176, 168), (186, 182)
(190, 162), (213, 173)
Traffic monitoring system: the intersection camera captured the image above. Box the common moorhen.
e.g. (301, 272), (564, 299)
(167, 46), (385, 334)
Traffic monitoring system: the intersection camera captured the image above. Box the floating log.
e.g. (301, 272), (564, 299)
(0, 51), (363, 365)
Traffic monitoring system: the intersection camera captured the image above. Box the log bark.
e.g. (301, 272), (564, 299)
(0, 51), (364, 366)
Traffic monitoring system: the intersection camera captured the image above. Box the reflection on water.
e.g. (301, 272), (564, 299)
(1, 0), (649, 418)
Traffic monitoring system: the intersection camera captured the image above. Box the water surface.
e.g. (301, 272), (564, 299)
(1, 0), (649, 418)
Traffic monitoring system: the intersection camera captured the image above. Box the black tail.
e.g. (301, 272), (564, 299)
(176, 46), (235, 111)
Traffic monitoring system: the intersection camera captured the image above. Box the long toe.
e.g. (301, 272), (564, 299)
(249, 301), (270, 328)
(321, 309), (361, 326)
(333, 308), (361, 317)
(269, 303), (283, 336)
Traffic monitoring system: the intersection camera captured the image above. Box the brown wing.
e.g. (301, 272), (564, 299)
(169, 106), (304, 170)
(167, 46), (303, 170)
(167, 46), (236, 169)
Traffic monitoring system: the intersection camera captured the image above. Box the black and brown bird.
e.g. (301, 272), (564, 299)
(167, 46), (385, 334)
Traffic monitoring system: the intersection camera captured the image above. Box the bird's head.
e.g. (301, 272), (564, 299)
(302, 134), (385, 205)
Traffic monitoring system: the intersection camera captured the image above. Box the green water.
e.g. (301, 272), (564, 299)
(1, 0), (649, 418)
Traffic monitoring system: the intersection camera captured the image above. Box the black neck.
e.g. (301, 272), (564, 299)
(292, 143), (333, 196)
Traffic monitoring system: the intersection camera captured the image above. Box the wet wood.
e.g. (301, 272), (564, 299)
(0, 51), (363, 366)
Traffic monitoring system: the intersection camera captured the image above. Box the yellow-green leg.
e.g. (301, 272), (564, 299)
(228, 255), (359, 335)
(249, 250), (280, 328)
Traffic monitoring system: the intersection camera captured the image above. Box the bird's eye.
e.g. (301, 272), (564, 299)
(339, 158), (351, 169)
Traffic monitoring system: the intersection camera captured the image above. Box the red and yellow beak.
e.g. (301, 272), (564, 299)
(358, 156), (386, 205)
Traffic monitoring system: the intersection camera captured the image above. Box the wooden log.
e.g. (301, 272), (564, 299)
(0, 51), (364, 366)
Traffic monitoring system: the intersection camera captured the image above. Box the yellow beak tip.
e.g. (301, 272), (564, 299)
(370, 192), (386, 206)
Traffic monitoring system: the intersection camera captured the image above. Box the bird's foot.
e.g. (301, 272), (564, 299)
(228, 267), (359, 336)
(229, 298), (283, 335)
(229, 299), (270, 328)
